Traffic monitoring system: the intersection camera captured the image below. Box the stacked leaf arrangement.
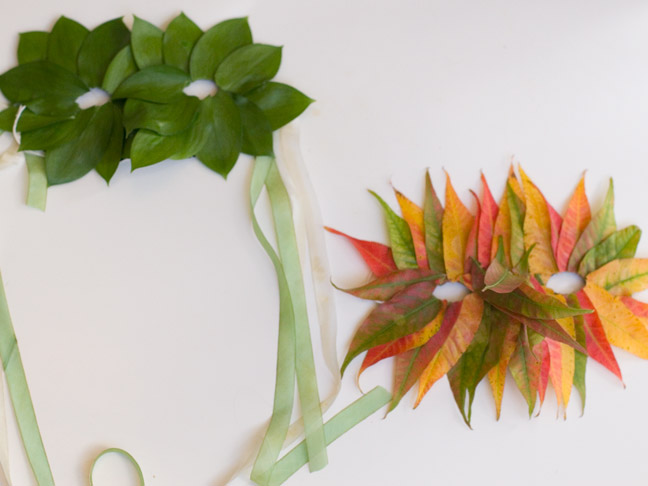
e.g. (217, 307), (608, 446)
(0, 14), (312, 194)
(328, 167), (648, 425)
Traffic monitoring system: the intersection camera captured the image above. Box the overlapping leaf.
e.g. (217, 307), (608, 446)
(331, 168), (648, 424)
(0, 13), (313, 190)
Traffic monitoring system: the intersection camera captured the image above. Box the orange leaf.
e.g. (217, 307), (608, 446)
(415, 293), (484, 406)
(519, 166), (558, 281)
(537, 340), (551, 407)
(442, 173), (474, 280)
(487, 321), (520, 419)
(621, 296), (648, 319)
(555, 176), (590, 271)
(478, 173), (499, 268)
(395, 189), (429, 269)
(325, 227), (397, 277)
(464, 191), (481, 273)
(358, 303), (446, 379)
(584, 282), (648, 359)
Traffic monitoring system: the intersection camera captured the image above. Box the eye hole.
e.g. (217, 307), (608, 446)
(183, 79), (218, 100)
(433, 281), (470, 302)
(76, 88), (111, 109)
(546, 272), (585, 295)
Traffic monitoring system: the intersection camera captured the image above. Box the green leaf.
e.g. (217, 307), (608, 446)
(336, 269), (442, 301)
(16, 110), (73, 131)
(112, 65), (190, 103)
(163, 13), (202, 73)
(369, 191), (418, 270)
(20, 108), (94, 150)
(17, 31), (49, 64)
(568, 179), (616, 272)
(77, 18), (130, 87)
(578, 225), (641, 276)
(123, 96), (200, 135)
(131, 16), (163, 69)
(130, 113), (209, 170)
(448, 304), (509, 426)
(47, 17), (89, 74)
(195, 91), (242, 177)
(102, 46), (137, 94)
(189, 18), (252, 80)
(0, 107), (18, 131)
(215, 44), (282, 94)
(46, 103), (114, 185)
(235, 96), (273, 156)
(245, 82), (313, 130)
(507, 182), (525, 266)
(0, 61), (87, 116)
(509, 328), (542, 417)
(95, 104), (124, 183)
(423, 173), (445, 273)
(568, 294), (587, 414)
(341, 281), (441, 375)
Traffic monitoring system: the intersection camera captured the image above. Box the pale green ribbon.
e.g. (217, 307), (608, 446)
(249, 156), (391, 485)
(89, 448), (144, 486)
(25, 154), (47, 211)
(0, 271), (54, 486)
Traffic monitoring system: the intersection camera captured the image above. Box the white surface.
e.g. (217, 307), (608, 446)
(1, 1), (648, 485)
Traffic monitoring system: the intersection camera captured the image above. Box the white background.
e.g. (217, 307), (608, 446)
(1, 1), (648, 485)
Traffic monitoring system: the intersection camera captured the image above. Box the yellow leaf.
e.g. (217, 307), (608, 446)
(415, 293), (483, 406)
(487, 322), (520, 419)
(584, 282), (648, 359)
(442, 173), (474, 281)
(519, 166), (558, 281)
(587, 258), (648, 296)
(395, 189), (428, 269)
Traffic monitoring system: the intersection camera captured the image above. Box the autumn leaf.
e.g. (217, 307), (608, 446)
(341, 281), (441, 375)
(509, 327), (543, 416)
(519, 167), (558, 281)
(537, 340), (551, 407)
(477, 173), (498, 268)
(576, 290), (622, 381)
(358, 303), (446, 380)
(507, 181), (526, 266)
(568, 294), (588, 413)
(464, 191), (481, 273)
(578, 226), (641, 276)
(395, 189), (428, 269)
(587, 258), (648, 296)
(336, 269), (442, 301)
(442, 173), (473, 280)
(556, 175), (591, 271)
(371, 191), (418, 270)
(415, 293), (484, 407)
(584, 281), (648, 359)
(448, 303), (508, 426)
(423, 173), (445, 273)
(491, 170), (515, 264)
(388, 301), (463, 411)
(487, 321), (521, 419)
(325, 227), (397, 277)
(568, 179), (616, 273)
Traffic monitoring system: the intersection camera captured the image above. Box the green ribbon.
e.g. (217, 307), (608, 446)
(0, 271), (54, 486)
(25, 154), (48, 211)
(89, 448), (144, 486)
(249, 156), (391, 485)
(267, 385), (390, 486)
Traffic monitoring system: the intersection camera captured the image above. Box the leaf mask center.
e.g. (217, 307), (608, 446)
(544, 271), (586, 295)
(183, 79), (218, 100)
(433, 281), (470, 302)
(75, 88), (111, 109)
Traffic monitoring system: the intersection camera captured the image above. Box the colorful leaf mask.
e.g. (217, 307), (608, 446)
(330, 169), (648, 425)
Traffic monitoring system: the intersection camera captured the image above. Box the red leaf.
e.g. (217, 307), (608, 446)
(478, 173), (499, 268)
(576, 290), (623, 382)
(325, 227), (397, 277)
